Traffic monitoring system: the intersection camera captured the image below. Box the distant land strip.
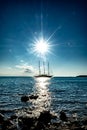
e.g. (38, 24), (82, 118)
(77, 75), (87, 77)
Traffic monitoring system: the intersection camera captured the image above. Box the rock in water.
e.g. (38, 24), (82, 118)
(29, 95), (38, 100)
(35, 110), (57, 130)
(2, 119), (17, 130)
(18, 115), (36, 129)
(60, 111), (68, 122)
(21, 95), (29, 102)
(10, 114), (17, 120)
(38, 111), (52, 124)
(0, 113), (4, 123)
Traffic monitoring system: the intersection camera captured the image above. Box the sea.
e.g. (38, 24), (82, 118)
(0, 76), (87, 117)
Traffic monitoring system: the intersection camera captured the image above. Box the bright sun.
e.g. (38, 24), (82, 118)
(35, 38), (48, 55)
(32, 37), (51, 57)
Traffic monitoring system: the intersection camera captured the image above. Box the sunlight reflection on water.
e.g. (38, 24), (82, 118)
(33, 77), (51, 112)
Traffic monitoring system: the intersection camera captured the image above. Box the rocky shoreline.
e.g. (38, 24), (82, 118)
(0, 108), (87, 130)
(0, 95), (87, 130)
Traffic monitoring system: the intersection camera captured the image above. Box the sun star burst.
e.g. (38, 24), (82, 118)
(32, 37), (51, 58)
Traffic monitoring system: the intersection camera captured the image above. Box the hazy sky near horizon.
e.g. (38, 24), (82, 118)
(0, 0), (87, 76)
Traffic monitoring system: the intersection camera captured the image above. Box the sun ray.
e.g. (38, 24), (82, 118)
(46, 26), (61, 43)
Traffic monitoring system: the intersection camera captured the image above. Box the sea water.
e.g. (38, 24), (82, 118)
(0, 77), (87, 117)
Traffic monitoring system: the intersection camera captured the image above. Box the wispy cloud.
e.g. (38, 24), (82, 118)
(15, 63), (34, 74)
(24, 68), (32, 73)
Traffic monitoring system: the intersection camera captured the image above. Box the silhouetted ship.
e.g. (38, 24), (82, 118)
(35, 74), (52, 78)
(35, 61), (52, 78)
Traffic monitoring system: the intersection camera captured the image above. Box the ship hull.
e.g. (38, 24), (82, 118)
(34, 74), (52, 78)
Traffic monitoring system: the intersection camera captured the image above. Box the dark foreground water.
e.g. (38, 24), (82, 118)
(0, 77), (87, 117)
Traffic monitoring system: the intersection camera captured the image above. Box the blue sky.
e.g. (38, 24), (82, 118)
(0, 0), (87, 76)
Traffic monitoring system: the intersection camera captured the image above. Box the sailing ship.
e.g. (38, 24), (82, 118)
(35, 61), (52, 78)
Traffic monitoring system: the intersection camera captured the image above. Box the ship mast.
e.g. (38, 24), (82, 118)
(43, 61), (45, 74)
(48, 62), (49, 75)
(38, 61), (51, 76)
(39, 61), (41, 75)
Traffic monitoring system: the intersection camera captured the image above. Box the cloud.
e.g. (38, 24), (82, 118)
(16, 64), (34, 74)
(24, 68), (32, 73)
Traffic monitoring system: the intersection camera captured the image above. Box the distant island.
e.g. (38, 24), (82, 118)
(77, 75), (87, 77)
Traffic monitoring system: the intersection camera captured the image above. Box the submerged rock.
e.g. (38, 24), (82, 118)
(21, 96), (29, 102)
(29, 95), (38, 100)
(60, 111), (68, 122)
(21, 94), (38, 102)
